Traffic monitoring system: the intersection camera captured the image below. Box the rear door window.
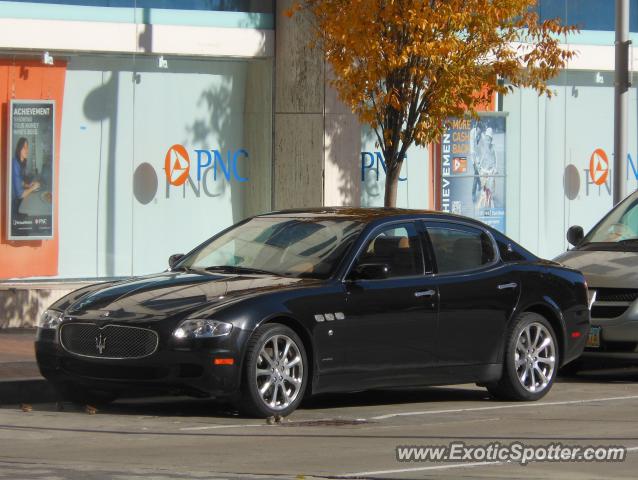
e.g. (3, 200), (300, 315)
(426, 224), (496, 274)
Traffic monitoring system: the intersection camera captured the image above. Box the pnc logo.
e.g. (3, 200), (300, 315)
(133, 144), (251, 205)
(164, 144), (191, 186)
(361, 152), (408, 182)
(564, 148), (638, 200)
(589, 148), (609, 186)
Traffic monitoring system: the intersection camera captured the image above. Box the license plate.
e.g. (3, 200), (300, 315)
(586, 326), (601, 348)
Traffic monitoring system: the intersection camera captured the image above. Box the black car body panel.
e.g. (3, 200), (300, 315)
(36, 208), (589, 400)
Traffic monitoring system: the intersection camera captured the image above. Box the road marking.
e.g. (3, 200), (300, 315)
(178, 416), (340, 431)
(179, 423), (265, 431)
(342, 461), (503, 477)
(342, 445), (638, 477)
(1, 407), (346, 434)
(370, 395), (638, 420)
(371, 417), (500, 431)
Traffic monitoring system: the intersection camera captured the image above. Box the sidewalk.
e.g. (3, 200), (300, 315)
(0, 329), (55, 404)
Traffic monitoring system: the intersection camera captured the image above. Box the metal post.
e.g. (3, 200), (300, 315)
(614, 0), (630, 205)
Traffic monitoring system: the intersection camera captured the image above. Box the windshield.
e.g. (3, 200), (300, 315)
(179, 217), (364, 279)
(585, 193), (638, 243)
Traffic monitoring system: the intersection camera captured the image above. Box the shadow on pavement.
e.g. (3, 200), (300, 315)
(558, 366), (638, 384)
(302, 385), (490, 410)
(4, 385), (492, 418)
(75, 370), (638, 417)
(6, 368), (637, 419)
(10, 396), (241, 418)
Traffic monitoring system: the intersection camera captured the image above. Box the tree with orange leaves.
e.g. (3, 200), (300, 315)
(288, 0), (577, 207)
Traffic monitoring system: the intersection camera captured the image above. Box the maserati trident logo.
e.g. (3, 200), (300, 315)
(95, 333), (107, 355)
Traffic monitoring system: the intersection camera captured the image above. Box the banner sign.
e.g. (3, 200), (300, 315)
(7, 99), (56, 240)
(440, 115), (506, 232)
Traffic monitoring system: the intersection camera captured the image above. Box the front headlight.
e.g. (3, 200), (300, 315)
(173, 319), (233, 339)
(38, 310), (63, 329)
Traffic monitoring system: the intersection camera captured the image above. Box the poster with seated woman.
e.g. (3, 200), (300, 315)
(7, 99), (55, 240)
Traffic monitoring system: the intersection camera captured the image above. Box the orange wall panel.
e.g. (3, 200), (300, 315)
(0, 60), (66, 279)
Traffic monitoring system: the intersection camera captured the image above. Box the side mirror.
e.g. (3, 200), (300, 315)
(566, 226), (584, 247)
(168, 253), (184, 269)
(351, 263), (390, 280)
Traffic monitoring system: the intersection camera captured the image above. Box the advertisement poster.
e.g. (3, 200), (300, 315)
(7, 100), (55, 240)
(440, 115), (506, 232)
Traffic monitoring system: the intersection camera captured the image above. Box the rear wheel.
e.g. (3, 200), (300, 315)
(238, 324), (308, 418)
(487, 312), (558, 401)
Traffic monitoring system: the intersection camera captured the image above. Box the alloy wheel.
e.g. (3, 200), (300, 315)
(255, 334), (304, 411)
(514, 322), (556, 393)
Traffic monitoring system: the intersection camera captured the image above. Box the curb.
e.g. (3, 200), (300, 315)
(0, 378), (57, 405)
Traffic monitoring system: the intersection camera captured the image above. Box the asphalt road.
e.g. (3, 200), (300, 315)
(1, 370), (638, 479)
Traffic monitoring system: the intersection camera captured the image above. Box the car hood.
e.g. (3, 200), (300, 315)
(61, 271), (315, 321)
(554, 249), (638, 288)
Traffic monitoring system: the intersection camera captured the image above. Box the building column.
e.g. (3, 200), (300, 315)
(274, 2), (361, 210)
(274, 1), (325, 209)
(324, 71), (361, 206)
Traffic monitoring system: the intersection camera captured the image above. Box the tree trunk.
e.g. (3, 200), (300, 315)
(384, 158), (402, 207)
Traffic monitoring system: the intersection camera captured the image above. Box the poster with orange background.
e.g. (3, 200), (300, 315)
(0, 59), (66, 279)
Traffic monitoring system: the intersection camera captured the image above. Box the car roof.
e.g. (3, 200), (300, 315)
(257, 207), (487, 227)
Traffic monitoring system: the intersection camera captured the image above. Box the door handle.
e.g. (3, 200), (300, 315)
(414, 290), (436, 298)
(498, 282), (518, 290)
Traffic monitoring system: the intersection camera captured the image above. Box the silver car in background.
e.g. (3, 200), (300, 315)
(556, 190), (638, 367)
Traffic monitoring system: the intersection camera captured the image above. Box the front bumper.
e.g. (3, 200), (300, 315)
(35, 325), (251, 398)
(584, 293), (638, 361)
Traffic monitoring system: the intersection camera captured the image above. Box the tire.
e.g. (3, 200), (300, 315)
(238, 324), (308, 418)
(52, 382), (118, 405)
(487, 312), (559, 401)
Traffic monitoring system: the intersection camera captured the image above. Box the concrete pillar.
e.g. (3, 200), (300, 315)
(324, 72), (361, 206)
(243, 58), (273, 218)
(274, 0), (325, 209)
(274, 1), (362, 210)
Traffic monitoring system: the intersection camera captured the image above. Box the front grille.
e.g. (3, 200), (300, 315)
(60, 323), (158, 359)
(595, 288), (638, 303)
(591, 305), (630, 319)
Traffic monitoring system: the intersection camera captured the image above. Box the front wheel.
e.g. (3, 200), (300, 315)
(238, 324), (308, 418)
(487, 312), (559, 401)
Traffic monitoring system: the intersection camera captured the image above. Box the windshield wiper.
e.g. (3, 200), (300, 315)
(203, 265), (278, 276)
(617, 238), (638, 244)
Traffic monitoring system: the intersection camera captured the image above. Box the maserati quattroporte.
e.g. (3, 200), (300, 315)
(36, 208), (589, 417)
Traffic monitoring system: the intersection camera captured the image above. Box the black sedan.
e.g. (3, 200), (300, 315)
(36, 208), (590, 417)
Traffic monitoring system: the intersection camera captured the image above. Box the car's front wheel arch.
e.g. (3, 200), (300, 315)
(237, 321), (310, 417)
(259, 316), (315, 396)
(238, 314), (314, 399)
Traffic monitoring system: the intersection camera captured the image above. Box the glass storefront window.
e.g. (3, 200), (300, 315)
(360, 126), (430, 209)
(0, 53), (273, 280)
(501, 70), (638, 259)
